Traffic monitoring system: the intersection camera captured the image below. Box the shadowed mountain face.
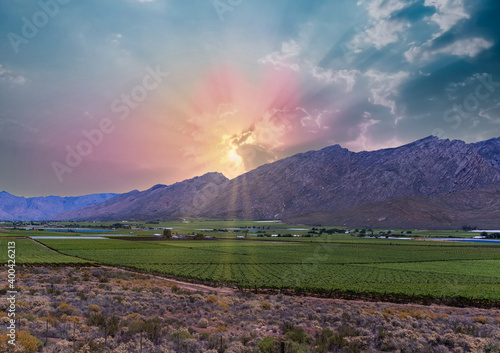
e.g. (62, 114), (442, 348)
(56, 172), (229, 221)
(202, 136), (500, 220)
(285, 183), (500, 229)
(475, 137), (500, 172)
(0, 192), (118, 221)
(53, 136), (500, 227)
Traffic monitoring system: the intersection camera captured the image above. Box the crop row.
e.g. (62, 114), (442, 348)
(33, 238), (500, 301)
(40, 239), (500, 265)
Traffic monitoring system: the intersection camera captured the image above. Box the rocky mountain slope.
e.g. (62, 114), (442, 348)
(56, 173), (228, 221)
(202, 136), (500, 220)
(475, 137), (500, 172)
(55, 136), (500, 225)
(286, 183), (500, 229)
(0, 192), (118, 220)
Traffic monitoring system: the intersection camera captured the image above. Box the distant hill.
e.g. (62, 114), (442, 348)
(56, 173), (228, 221)
(54, 136), (500, 228)
(0, 191), (119, 221)
(286, 183), (500, 229)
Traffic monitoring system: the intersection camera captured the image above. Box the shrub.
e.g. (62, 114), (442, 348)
(314, 328), (334, 353)
(126, 313), (140, 320)
(258, 336), (277, 353)
(205, 295), (218, 304)
(337, 325), (359, 337)
(22, 314), (36, 322)
(143, 317), (162, 341)
(87, 312), (107, 327)
(472, 316), (487, 324)
(170, 330), (193, 340)
(341, 312), (351, 320)
(88, 304), (100, 312)
(213, 324), (228, 333)
(284, 328), (312, 344)
(261, 301), (272, 310)
(199, 331), (210, 340)
(150, 287), (162, 294)
(280, 322), (295, 333)
(107, 316), (120, 336)
(197, 318), (209, 328)
(218, 297), (230, 309)
(0, 330), (41, 353)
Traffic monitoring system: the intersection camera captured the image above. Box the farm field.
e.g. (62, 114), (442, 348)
(34, 237), (500, 306)
(0, 239), (89, 264)
(2, 219), (487, 238)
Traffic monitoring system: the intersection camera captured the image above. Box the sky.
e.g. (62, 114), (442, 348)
(0, 0), (499, 197)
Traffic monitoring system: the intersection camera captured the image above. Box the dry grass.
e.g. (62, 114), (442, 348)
(3, 266), (498, 353)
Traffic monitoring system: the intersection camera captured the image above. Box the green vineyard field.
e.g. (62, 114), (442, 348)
(35, 238), (500, 303)
(0, 239), (89, 264)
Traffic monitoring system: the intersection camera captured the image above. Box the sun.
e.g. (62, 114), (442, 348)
(218, 130), (259, 178)
(227, 146), (243, 165)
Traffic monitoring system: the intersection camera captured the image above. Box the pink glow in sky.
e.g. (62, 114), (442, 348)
(1, 1), (498, 196)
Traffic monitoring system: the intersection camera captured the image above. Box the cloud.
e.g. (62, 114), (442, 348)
(111, 33), (123, 46)
(258, 40), (360, 92)
(341, 113), (404, 152)
(351, 0), (412, 51)
(258, 40), (301, 71)
(310, 66), (359, 92)
(424, 0), (469, 33)
(403, 1), (490, 64)
(295, 107), (330, 132)
(0, 64), (26, 85)
(365, 70), (410, 114)
(355, 19), (410, 50)
(362, 0), (413, 21)
(479, 103), (500, 124)
(405, 37), (494, 63)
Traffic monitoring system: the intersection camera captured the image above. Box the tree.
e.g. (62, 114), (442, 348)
(163, 229), (172, 238)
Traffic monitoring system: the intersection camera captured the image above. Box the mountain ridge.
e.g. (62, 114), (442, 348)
(286, 182), (500, 229)
(0, 192), (119, 221)
(53, 136), (500, 227)
(200, 136), (500, 219)
(55, 172), (228, 221)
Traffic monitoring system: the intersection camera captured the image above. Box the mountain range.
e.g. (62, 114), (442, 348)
(0, 192), (118, 221)
(286, 183), (500, 229)
(2, 136), (500, 229)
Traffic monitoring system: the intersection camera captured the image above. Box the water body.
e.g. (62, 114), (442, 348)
(428, 238), (500, 244)
(44, 229), (113, 232)
(31, 236), (107, 240)
(361, 236), (412, 240)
